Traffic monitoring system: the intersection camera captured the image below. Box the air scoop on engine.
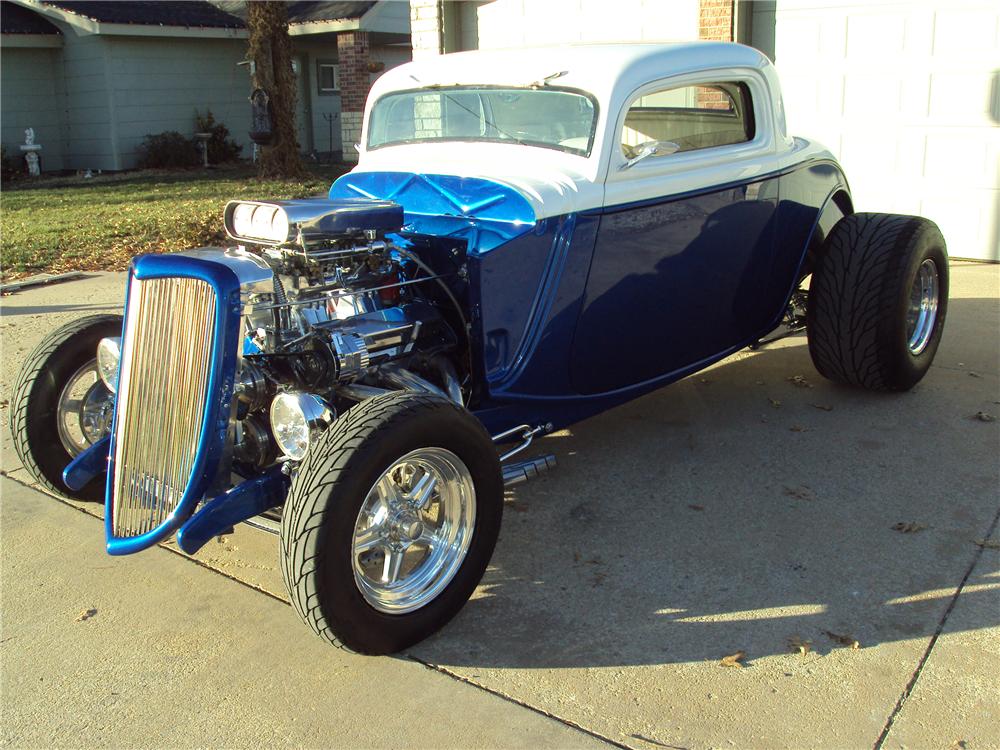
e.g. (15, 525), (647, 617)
(224, 198), (404, 246)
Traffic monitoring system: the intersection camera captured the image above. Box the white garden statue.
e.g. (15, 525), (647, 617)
(20, 127), (42, 177)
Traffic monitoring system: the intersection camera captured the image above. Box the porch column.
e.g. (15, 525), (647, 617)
(698, 0), (734, 41)
(409, 0), (443, 59)
(337, 30), (370, 162)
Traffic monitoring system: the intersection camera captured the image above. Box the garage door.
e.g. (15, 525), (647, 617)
(763, 0), (999, 261)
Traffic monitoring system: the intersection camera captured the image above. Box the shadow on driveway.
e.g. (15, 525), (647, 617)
(411, 298), (1000, 669)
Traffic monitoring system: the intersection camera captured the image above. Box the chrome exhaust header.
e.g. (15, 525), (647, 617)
(502, 455), (557, 487)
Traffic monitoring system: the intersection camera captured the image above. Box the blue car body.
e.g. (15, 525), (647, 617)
(64, 42), (854, 554)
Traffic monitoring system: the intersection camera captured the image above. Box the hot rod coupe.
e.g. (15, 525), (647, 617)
(10, 42), (948, 654)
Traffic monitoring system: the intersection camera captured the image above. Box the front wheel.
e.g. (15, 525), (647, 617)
(280, 391), (503, 654)
(9, 314), (122, 502)
(807, 213), (948, 391)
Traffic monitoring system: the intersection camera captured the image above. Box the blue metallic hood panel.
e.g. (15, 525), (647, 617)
(329, 171), (537, 254)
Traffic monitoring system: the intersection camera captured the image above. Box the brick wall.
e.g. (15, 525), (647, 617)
(336, 31), (370, 160)
(698, 0), (733, 41)
(409, 0), (442, 59)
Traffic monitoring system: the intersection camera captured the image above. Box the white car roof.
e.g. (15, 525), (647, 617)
(368, 41), (772, 110)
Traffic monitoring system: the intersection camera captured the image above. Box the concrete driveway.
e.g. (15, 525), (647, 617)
(2, 263), (998, 749)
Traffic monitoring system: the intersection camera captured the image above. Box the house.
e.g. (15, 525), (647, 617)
(0, 0), (410, 172)
(407, 0), (999, 262)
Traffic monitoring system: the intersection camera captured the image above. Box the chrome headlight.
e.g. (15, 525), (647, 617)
(269, 392), (335, 460)
(96, 337), (121, 393)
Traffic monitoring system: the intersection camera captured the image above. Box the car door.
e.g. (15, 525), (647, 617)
(570, 73), (781, 394)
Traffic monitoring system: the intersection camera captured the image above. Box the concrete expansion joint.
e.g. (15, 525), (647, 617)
(406, 655), (633, 749)
(872, 503), (1000, 750)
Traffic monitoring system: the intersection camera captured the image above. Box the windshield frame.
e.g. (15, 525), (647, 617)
(365, 84), (602, 157)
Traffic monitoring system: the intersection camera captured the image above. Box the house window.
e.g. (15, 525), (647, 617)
(317, 62), (339, 94)
(621, 82), (754, 158)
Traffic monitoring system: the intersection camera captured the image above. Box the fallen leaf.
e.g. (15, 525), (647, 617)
(789, 425), (811, 433)
(971, 411), (996, 422)
(591, 571), (607, 587)
(688, 504), (705, 511)
(892, 522), (928, 534)
(973, 538), (1000, 550)
(812, 404), (834, 412)
(949, 739), (969, 750)
(769, 398), (782, 409)
(823, 630), (860, 649)
(786, 375), (814, 388)
(76, 608), (98, 622)
(783, 485), (816, 502)
(787, 636), (812, 655)
(720, 650), (746, 668)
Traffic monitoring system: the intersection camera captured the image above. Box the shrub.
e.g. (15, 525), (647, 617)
(195, 110), (242, 164)
(137, 131), (200, 169)
(1, 145), (18, 182)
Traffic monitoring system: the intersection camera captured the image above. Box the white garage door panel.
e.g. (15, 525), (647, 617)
(774, 0), (1000, 260)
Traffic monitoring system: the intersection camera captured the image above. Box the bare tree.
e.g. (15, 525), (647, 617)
(246, 1), (304, 178)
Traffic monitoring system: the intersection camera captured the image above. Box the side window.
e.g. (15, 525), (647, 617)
(317, 61), (339, 95)
(620, 82), (754, 159)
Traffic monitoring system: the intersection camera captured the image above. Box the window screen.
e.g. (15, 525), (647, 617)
(317, 62), (338, 94)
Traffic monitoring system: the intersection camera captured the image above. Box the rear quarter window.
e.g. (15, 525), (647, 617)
(621, 82), (755, 158)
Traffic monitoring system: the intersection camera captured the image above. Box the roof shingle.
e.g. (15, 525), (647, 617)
(1, 1), (61, 34)
(45, 1), (244, 28)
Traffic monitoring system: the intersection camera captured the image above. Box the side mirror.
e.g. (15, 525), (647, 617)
(622, 140), (680, 170)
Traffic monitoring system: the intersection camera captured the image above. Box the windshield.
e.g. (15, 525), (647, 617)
(367, 86), (598, 156)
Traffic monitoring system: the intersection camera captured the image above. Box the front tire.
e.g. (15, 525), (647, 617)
(9, 314), (122, 502)
(280, 391), (503, 654)
(807, 213), (948, 391)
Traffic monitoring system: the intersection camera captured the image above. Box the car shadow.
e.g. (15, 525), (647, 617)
(410, 296), (1000, 669)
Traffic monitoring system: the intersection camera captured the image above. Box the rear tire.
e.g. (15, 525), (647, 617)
(280, 391), (503, 654)
(807, 213), (948, 391)
(9, 314), (122, 502)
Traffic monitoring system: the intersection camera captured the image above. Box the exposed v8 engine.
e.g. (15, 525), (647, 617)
(222, 198), (466, 472)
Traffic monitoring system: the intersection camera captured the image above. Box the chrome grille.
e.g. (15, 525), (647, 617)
(111, 276), (216, 537)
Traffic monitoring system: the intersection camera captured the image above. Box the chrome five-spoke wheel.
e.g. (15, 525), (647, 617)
(280, 391), (502, 654)
(352, 447), (476, 614)
(906, 258), (939, 356)
(56, 359), (114, 457)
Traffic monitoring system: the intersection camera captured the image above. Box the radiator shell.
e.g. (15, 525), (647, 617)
(105, 253), (247, 555)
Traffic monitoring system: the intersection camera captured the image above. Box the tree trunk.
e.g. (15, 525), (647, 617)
(246, 1), (304, 178)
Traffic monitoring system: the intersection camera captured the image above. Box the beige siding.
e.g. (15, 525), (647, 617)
(292, 40), (342, 157)
(107, 36), (250, 169)
(58, 33), (117, 171)
(0, 45), (66, 171)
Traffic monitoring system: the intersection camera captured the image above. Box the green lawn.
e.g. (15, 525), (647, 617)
(0, 165), (345, 279)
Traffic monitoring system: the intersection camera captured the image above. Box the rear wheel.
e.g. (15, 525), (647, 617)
(9, 314), (122, 501)
(280, 391), (503, 654)
(807, 213), (948, 391)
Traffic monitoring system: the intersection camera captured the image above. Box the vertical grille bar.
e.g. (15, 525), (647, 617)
(111, 276), (217, 538)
